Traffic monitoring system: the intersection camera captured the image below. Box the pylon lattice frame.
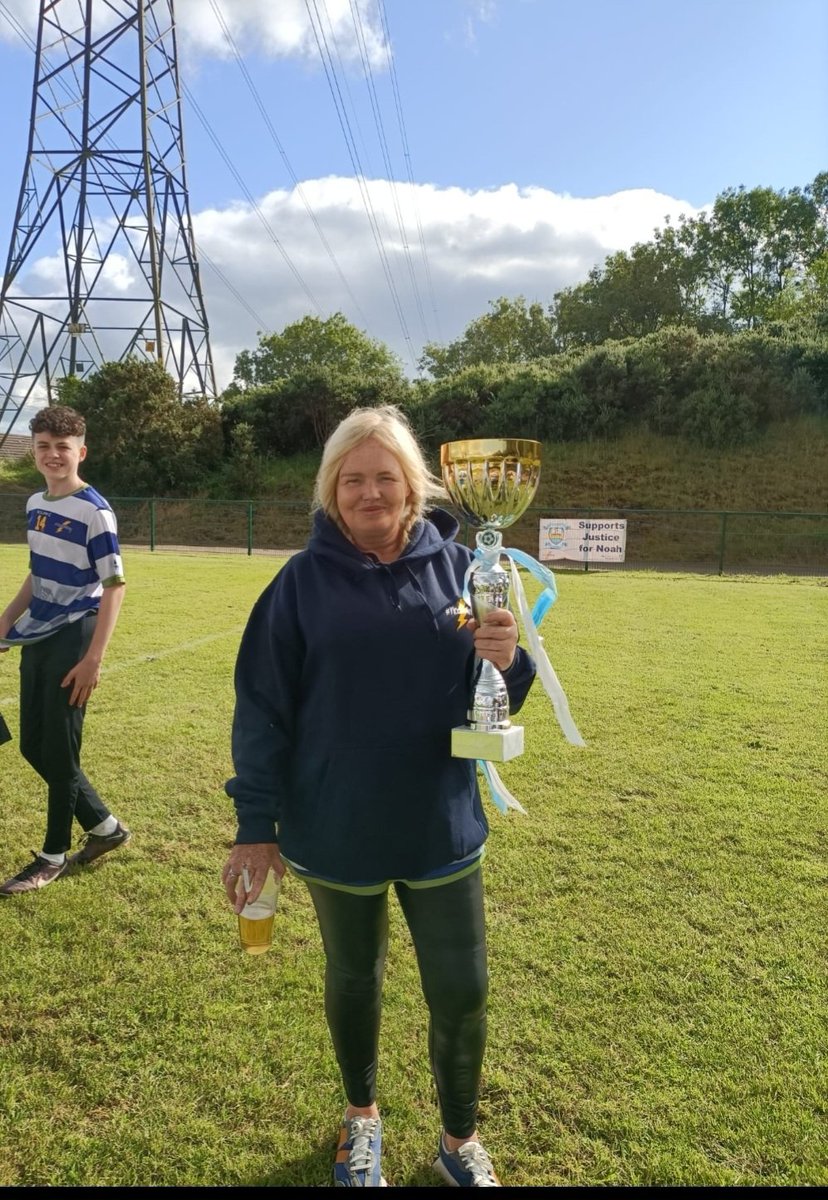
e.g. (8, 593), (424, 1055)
(0, 0), (216, 440)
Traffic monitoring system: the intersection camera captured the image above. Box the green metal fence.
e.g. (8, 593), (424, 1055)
(0, 494), (825, 575)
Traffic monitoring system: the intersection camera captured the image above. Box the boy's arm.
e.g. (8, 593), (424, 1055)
(61, 582), (126, 707)
(0, 574), (33, 650)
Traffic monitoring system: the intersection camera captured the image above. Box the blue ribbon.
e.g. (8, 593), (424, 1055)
(466, 541), (585, 813)
(503, 546), (558, 627)
(463, 544), (558, 629)
(478, 760), (508, 814)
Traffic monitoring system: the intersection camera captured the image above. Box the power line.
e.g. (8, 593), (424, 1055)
(378, 0), (442, 345)
(0, 0), (217, 418)
(304, 0), (418, 372)
(199, 249), (271, 332)
(347, 0), (430, 348)
(0, 0), (271, 352)
(0, 1), (433, 367)
(0, 2), (28, 47)
(208, 0), (371, 330)
(181, 81), (324, 315)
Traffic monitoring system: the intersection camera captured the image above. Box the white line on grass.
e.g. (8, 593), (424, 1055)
(0, 627), (245, 709)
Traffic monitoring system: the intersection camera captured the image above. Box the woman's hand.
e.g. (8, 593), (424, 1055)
(222, 843), (285, 913)
(468, 608), (519, 673)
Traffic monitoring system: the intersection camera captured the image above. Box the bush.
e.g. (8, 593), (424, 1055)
(222, 369), (411, 457)
(676, 380), (761, 447)
(413, 364), (509, 444)
(63, 360), (223, 495)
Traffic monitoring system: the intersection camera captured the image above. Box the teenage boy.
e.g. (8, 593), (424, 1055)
(0, 405), (130, 896)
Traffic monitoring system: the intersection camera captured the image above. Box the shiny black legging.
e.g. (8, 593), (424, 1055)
(305, 867), (488, 1140)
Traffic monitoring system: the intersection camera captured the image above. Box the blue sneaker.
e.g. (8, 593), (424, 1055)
(433, 1136), (501, 1187)
(333, 1115), (387, 1187)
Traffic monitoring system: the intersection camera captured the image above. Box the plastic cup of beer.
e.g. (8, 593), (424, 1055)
(237, 867), (280, 955)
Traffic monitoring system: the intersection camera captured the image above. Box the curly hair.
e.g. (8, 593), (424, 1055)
(29, 406), (86, 440)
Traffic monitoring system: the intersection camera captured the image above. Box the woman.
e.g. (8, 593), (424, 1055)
(222, 405), (536, 1187)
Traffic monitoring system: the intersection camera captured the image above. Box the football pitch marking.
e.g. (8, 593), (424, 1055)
(0, 627), (245, 709)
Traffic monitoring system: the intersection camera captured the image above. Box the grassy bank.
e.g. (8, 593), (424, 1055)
(2, 417), (826, 513)
(2, 418), (824, 568)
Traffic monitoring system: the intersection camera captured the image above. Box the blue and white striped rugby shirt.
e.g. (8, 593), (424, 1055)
(3, 486), (125, 645)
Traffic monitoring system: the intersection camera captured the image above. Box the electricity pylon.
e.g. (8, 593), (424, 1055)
(0, 0), (216, 442)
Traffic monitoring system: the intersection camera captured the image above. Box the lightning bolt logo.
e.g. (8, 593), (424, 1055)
(455, 597), (469, 629)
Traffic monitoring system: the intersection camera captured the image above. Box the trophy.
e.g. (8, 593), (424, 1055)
(441, 438), (542, 763)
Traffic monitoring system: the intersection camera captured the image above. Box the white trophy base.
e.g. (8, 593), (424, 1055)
(451, 723), (524, 763)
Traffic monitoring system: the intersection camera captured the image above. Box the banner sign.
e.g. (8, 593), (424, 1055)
(539, 518), (627, 563)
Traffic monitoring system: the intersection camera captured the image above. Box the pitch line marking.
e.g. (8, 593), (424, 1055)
(0, 626), (245, 709)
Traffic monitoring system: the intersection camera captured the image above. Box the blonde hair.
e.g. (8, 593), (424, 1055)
(313, 405), (445, 542)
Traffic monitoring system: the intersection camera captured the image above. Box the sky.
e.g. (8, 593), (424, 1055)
(0, 0), (825, 426)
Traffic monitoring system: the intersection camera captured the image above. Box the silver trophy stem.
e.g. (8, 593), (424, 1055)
(468, 554), (510, 731)
(450, 529), (524, 761)
(468, 659), (510, 731)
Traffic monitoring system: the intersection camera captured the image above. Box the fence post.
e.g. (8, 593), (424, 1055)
(247, 502), (253, 556)
(149, 498), (156, 552)
(717, 511), (728, 575)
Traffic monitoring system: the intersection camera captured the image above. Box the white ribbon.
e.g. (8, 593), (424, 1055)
(463, 542), (586, 815)
(508, 556), (586, 748)
(478, 759), (527, 815)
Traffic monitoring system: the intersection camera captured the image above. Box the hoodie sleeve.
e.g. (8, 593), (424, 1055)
(225, 568), (304, 845)
(502, 643), (536, 713)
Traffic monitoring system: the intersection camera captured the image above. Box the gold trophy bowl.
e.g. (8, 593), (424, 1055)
(440, 439), (541, 529)
(440, 438), (542, 762)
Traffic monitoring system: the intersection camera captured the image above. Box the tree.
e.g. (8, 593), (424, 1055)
(746, 175), (828, 331)
(552, 178), (828, 349)
(226, 314), (410, 454)
(232, 313), (403, 388)
(690, 181), (827, 328)
(59, 359), (223, 495)
(419, 296), (557, 378)
(553, 231), (715, 350)
(224, 367), (411, 457)
(764, 250), (828, 324)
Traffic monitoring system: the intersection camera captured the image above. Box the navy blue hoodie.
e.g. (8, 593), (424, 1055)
(226, 508), (536, 885)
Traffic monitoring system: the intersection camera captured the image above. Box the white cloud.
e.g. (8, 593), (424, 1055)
(31, 250), (135, 292)
(0, 0), (387, 66)
(177, 0), (385, 65)
(1, 169), (702, 428)
(194, 177), (701, 384)
(463, 0), (498, 46)
(0, 0), (34, 38)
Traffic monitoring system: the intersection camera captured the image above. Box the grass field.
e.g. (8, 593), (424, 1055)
(0, 546), (825, 1187)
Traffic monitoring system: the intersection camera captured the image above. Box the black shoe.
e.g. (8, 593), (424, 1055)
(0, 852), (67, 895)
(67, 822), (132, 867)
